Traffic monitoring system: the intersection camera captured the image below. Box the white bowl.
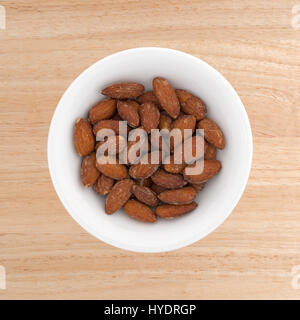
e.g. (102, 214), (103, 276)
(48, 47), (252, 253)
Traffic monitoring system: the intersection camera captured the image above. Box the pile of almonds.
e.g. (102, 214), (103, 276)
(74, 77), (225, 223)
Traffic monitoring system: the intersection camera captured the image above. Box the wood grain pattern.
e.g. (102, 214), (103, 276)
(0, 0), (300, 299)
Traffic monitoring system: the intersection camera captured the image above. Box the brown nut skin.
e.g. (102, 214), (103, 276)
(129, 152), (160, 179)
(96, 156), (129, 180)
(93, 120), (121, 136)
(124, 199), (157, 222)
(151, 169), (187, 189)
(158, 186), (196, 205)
(137, 91), (160, 105)
(132, 185), (159, 207)
(155, 202), (198, 219)
(153, 77), (180, 119)
(204, 143), (217, 160)
(94, 175), (114, 195)
(183, 160), (222, 184)
(74, 118), (95, 156)
(172, 115), (196, 141)
(139, 102), (160, 133)
(198, 118), (225, 150)
(88, 99), (117, 124)
(163, 155), (187, 174)
(80, 152), (100, 187)
(117, 100), (140, 128)
(176, 89), (206, 120)
(101, 82), (144, 99)
(105, 179), (133, 214)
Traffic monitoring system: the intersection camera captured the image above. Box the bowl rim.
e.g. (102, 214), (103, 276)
(47, 47), (253, 253)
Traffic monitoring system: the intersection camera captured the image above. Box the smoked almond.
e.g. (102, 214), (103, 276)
(132, 185), (159, 207)
(80, 152), (100, 187)
(117, 100), (140, 128)
(176, 89), (206, 120)
(105, 179), (133, 214)
(158, 186), (196, 205)
(102, 82), (144, 99)
(153, 77), (180, 119)
(96, 156), (129, 180)
(155, 202), (198, 218)
(151, 169), (187, 189)
(137, 91), (159, 105)
(183, 160), (222, 184)
(139, 102), (160, 133)
(94, 175), (114, 195)
(124, 199), (157, 222)
(88, 99), (116, 124)
(74, 118), (95, 156)
(198, 118), (225, 149)
(93, 120), (121, 136)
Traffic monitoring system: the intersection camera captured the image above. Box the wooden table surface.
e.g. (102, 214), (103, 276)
(1, 0), (300, 300)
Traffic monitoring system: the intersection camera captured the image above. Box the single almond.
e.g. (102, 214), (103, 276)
(94, 175), (114, 195)
(198, 118), (225, 149)
(158, 186), (196, 205)
(151, 169), (187, 189)
(204, 143), (217, 160)
(183, 160), (222, 184)
(124, 199), (157, 222)
(132, 185), (159, 207)
(105, 179), (133, 214)
(153, 77), (180, 119)
(96, 156), (129, 180)
(80, 152), (100, 187)
(74, 118), (95, 156)
(102, 82), (144, 99)
(88, 99), (117, 124)
(117, 100), (140, 128)
(139, 102), (160, 133)
(155, 202), (198, 218)
(176, 89), (206, 120)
